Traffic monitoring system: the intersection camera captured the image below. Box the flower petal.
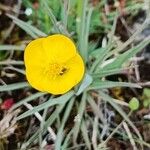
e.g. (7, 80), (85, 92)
(41, 54), (85, 94)
(26, 66), (45, 91)
(24, 38), (48, 91)
(24, 38), (48, 69)
(42, 34), (77, 63)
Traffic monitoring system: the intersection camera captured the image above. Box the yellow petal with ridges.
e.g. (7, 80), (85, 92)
(24, 38), (48, 68)
(42, 34), (77, 63)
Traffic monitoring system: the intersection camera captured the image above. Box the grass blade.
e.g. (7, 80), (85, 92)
(76, 74), (93, 96)
(89, 81), (141, 90)
(4, 66), (25, 75)
(0, 45), (25, 51)
(77, 0), (88, 61)
(84, 7), (93, 62)
(62, 128), (73, 149)
(73, 92), (87, 143)
(24, 104), (65, 148)
(11, 92), (46, 110)
(112, 18), (150, 55)
(90, 13), (118, 73)
(42, 0), (61, 33)
(55, 97), (75, 150)
(7, 14), (47, 38)
(92, 67), (134, 78)
(81, 120), (91, 150)
(60, 0), (70, 28)
(16, 90), (74, 120)
(0, 82), (30, 92)
(102, 37), (150, 70)
(0, 60), (24, 65)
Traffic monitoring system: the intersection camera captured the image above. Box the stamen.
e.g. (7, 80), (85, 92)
(49, 63), (68, 78)
(59, 67), (67, 75)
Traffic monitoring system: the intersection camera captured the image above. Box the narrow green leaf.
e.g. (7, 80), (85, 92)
(78, 0), (88, 61)
(84, 7), (93, 61)
(76, 0), (83, 35)
(60, 0), (70, 28)
(88, 41), (99, 55)
(90, 13), (118, 73)
(7, 14), (47, 38)
(11, 92), (46, 110)
(0, 60), (24, 65)
(89, 48), (105, 58)
(5, 66), (25, 75)
(44, 104), (65, 130)
(102, 37), (150, 71)
(73, 92), (87, 142)
(25, 104), (65, 147)
(55, 97), (75, 150)
(81, 120), (91, 150)
(0, 45), (25, 51)
(0, 82), (30, 92)
(76, 74), (93, 95)
(112, 18), (150, 55)
(89, 81), (141, 90)
(42, 0), (61, 33)
(92, 67), (130, 78)
(16, 91), (74, 120)
(62, 128), (73, 149)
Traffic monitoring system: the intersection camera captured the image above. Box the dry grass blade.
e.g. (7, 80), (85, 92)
(123, 121), (137, 150)
(0, 109), (20, 139)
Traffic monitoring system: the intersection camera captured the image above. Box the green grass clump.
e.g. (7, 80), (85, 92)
(0, 0), (150, 149)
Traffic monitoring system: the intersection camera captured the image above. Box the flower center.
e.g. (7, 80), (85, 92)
(49, 63), (68, 78)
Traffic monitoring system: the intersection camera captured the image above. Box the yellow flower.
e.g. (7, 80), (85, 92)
(24, 34), (85, 95)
